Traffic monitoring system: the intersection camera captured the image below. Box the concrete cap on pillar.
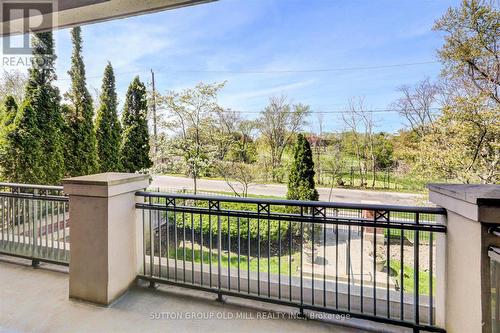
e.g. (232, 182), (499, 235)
(428, 184), (500, 223)
(63, 172), (150, 197)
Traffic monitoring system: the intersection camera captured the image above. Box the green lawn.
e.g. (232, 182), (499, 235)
(152, 245), (435, 297)
(164, 246), (301, 275)
(384, 229), (433, 242)
(317, 169), (428, 193)
(389, 259), (435, 295)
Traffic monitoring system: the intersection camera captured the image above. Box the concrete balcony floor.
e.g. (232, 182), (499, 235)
(0, 256), (405, 333)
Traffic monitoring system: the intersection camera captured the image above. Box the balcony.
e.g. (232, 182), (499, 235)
(0, 174), (498, 333)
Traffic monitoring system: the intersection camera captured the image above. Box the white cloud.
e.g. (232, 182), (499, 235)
(220, 79), (316, 113)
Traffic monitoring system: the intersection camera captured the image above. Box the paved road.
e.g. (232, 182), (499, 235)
(151, 175), (427, 206)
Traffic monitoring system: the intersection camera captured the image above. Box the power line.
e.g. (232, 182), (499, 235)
(225, 107), (442, 114)
(156, 60), (440, 74)
(56, 60), (440, 80)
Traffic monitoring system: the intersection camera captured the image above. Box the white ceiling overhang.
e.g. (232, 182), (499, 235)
(0, 0), (215, 36)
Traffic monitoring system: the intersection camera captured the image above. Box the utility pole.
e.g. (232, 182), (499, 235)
(317, 112), (323, 184)
(150, 69), (158, 153)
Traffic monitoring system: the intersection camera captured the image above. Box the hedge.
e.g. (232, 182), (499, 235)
(158, 200), (293, 241)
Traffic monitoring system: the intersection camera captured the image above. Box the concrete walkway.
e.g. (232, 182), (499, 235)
(0, 256), (398, 333)
(151, 175), (426, 206)
(301, 226), (396, 290)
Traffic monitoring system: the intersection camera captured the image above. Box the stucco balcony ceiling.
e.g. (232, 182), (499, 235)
(0, 0), (215, 36)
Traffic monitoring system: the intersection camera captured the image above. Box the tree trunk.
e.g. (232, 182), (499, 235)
(193, 175), (197, 195)
(372, 159), (376, 188)
(316, 146), (322, 185)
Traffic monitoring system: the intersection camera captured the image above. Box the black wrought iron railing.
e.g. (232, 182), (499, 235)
(0, 183), (69, 266)
(135, 191), (446, 332)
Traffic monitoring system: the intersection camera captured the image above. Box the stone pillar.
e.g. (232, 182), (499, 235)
(63, 173), (149, 305)
(428, 184), (500, 333)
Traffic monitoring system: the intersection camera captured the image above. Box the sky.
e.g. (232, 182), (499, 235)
(2, 0), (461, 133)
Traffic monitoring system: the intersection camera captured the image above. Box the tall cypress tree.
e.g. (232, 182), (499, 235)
(287, 133), (319, 201)
(95, 62), (121, 172)
(64, 26), (98, 176)
(0, 96), (20, 180)
(2, 95), (17, 126)
(0, 32), (65, 184)
(120, 76), (152, 173)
